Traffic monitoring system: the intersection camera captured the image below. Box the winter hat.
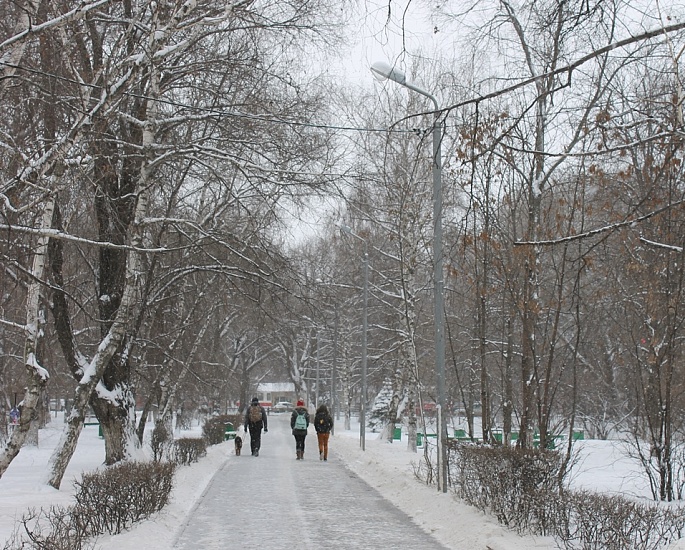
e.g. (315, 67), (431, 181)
(296, 399), (305, 407)
(251, 397), (259, 404)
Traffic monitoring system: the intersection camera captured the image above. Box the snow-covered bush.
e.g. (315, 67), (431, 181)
(554, 490), (685, 550)
(3, 461), (175, 549)
(450, 444), (565, 535)
(73, 461), (175, 535)
(446, 443), (685, 548)
(2, 504), (95, 550)
(151, 422), (172, 462)
(202, 414), (238, 445)
(368, 378), (393, 432)
(173, 438), (207, 465)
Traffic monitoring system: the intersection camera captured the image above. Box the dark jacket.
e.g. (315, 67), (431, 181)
(313, 408), (333, 434)
(244, 403), (268, 431)
(290, 406), (310, 435)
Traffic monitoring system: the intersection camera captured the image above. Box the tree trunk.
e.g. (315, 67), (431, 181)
(0, 196), (54, 478)
(406, 386), (417, 453)
(47, 133), (150, 486)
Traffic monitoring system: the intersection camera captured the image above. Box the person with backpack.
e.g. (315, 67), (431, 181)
(244, 397), (268, 456)
(314, 403), (333, 461)
(290, 399), (310, 460)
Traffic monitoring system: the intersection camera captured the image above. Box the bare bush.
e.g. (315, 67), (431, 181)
(555, 490), (685, 549)
(151, 422), (172, 463)
(3, 461), (175, 548)
(450, 444), (565, 535)
(202, 415), (235, 445)
(173, 438), (207, 466)
(1, 505), (96, 550)
(73, 461), (175, 535)
(444, 443), (685, 547)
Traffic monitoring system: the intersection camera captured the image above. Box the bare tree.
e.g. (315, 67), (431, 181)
(1, 0), (341, 485)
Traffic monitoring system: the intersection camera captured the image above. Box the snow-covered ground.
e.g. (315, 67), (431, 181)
(1, 414), (683, 549)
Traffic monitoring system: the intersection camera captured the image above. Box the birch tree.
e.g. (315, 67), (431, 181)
(1, 0), (340, 483)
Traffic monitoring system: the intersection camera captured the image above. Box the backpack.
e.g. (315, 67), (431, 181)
(316, 412), (330, 432)
(294, 410), (307, 431)
(248, 405), (262, 423)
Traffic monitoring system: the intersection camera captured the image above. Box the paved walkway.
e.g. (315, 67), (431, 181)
(173, 414), (449, 549)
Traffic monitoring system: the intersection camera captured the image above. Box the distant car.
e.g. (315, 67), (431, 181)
(273, 401), (293, 413)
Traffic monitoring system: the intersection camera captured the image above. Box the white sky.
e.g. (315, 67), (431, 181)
(339, 0), (445, 87)
(277, 0), (447, 248)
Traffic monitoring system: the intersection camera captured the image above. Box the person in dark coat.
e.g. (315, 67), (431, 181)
(290, 399), (310, 460)
(244, 397), (268, 456)
(314, 404), (333, 461)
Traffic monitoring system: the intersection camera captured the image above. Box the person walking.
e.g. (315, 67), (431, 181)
(290, 399), (310, 460)
(314, 403), (333, 461)
(244, 397), (268, 456)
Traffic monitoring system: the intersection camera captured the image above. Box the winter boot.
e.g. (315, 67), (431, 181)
(296, 450), (301, 460)
(320, 451), (323, 461)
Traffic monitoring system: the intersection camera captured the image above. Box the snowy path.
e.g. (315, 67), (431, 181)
(173, 414), (449, 549)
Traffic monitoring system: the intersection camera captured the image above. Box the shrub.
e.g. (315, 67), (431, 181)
(202, 414), (235, 445)
(2, 505), (96, 550)
(151, 422), (172, 462)
(446, 443), (685, 547)
(173, 437), (207, 466)
(73, 461), (175, 536)
(555, 490), (685, 550)
(3, 461), (176, 549)
(450, 444), (565, 535)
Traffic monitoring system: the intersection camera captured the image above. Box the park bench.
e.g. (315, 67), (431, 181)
(83, 416), (102, 438)
(224, 422), (237, 440)
(453, 428), (472, 442)
(533, 432), (564, 449)
(416, 432), (437, 447)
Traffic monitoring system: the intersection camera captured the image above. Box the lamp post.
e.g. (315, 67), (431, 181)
(339, 224), (369, 451)
(315, 329), (320, 409)
(332, 302), (338, 433)
(370, 61), (447, 492)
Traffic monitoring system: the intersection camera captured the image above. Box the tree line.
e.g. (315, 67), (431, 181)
(1, 0), (684, 502)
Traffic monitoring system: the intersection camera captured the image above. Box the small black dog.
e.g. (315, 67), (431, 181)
(234, 435), (243, 456)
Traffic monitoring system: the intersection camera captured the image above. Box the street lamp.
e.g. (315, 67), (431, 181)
(332, 302), (339, 433)
(338, 224), (369, 451)
(371, 61), (447, 492)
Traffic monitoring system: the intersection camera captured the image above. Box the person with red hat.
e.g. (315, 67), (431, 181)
(290, 399), (310, 460)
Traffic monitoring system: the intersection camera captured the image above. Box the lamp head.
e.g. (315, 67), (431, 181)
(336, 222), (353, 236)
(370, 61), (407, 85)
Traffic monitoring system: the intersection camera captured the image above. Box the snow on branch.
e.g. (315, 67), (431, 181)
(639, 236), (683, 253)
(0, 0), (110, 53)
(0, 317), (27, 331)
(514, 198), (685, 247)
(0, 223), (171, 252)
(397, 21), (685, 121)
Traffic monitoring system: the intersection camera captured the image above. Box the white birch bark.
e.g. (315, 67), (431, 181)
(0, 194), (54, 478)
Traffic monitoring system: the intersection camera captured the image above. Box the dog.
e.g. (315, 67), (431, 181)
(234, 435), (243, 456)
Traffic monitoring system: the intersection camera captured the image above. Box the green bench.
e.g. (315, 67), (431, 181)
(417, 432), (437, 446)
(533, 433), (564, 449)
(393, 427), (402, 440)
(224, 422), (237, 440)
(492, 430), (519, 443)
(453, 429), (472, 441)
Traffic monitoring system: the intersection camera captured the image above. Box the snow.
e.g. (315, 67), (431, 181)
(1, 414), (684, 549)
